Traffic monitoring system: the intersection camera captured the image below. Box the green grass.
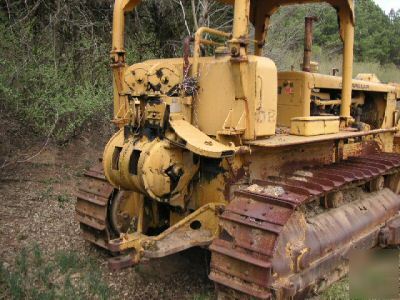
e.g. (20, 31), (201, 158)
(55, 251), (80, 274)
(56, 194), (71, 205)
(39, 187), (53, 201)
(0, 245), (110, 300)
(321, 278), (349, 300)
(193, 294), (212, 300)
(41, 178), (61, 185)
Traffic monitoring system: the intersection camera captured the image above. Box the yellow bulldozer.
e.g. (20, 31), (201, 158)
(76, 0), (400, 298)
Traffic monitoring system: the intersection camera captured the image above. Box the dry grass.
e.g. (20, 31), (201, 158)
(316, 54), (400, 83)
(272, 48), (400, 84)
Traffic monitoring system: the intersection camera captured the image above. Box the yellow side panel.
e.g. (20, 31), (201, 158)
(254, 57), (278, 137)
(277, 72), (312, 127)
(196, 55), (277, 139)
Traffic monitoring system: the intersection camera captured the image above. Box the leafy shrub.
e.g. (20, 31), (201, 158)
(0, 5), (115, 142)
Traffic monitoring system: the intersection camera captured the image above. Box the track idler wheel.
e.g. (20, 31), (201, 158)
(110, 191), (137, 234)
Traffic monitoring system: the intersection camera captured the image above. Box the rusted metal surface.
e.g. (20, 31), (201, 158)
(108, 253), (138, 271)
(302, 17), (318, 72)
(144, 228), (213, 258)
(379, 215), (400, 247)
(393, 135), (400, 153)
(209, 152), (400, 299)
(246, 128), (397, 148)
(183, 36), (193, 78)
(75, 163), (116, 251)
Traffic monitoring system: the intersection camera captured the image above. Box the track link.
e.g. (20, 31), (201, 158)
(75, 163), (115, 251)
(209, 152), (400, 299)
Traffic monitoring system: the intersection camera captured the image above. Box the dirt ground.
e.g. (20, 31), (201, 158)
(0, 115), (214, 299)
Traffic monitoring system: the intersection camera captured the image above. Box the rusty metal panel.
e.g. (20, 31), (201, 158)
(75, 164), (114, 251)
(210, 152), (400, 299)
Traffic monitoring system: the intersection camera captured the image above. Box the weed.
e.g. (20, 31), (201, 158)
(32, 244), (43, 267)
(57, 193), (71, 207)
(42, 177), (61, 185)
(193, 293), (212, 300)
(0, 246), (112, 300)
(61, 274), (78, 299)
(39, 187), (53, 200)
(86, 271), (110, 300)
(15, 248), (28, 275)
(36, 264), (54, 289)
(31, 289), (56, 300)
(321, 278), (349, 300)
(8, 272), (24, 300)
(55, 251), (80, 274)
(74, 169), (85, 178)
(56, 194), (70, 204)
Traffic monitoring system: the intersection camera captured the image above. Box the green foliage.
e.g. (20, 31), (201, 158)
(267, 0), (400, 70)
(389, 9), (400, 65)
(56, 194), (70, 206)
(193, 292), (213, 300)
(354, 0), (392, 63)
(0, 6), (112, 142)
(55, 251), (80, 274)
(321, 278), (349, 299)
(0, 0), (399, 142)
(0, 245), (110, 300)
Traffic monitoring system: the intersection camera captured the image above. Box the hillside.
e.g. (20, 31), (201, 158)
(0, 0), (399, 142)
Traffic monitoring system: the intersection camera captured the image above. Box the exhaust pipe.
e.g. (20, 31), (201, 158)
(303, 17), (318, 72)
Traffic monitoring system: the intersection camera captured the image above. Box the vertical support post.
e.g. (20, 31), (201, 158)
(112, 1), (126, 56)
(111, 0), (138, 126)
(253, 0), (269, 57)
(230, 0), (253, 139)
(340, 10), (355, 122)
(232, 0), (249, 40)
(111, 0), (127, 124)
(230, 0), (250, 57)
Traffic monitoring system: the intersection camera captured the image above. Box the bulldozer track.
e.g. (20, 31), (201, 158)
(209, 152), (400, 299)
(75, 163), (116, 251)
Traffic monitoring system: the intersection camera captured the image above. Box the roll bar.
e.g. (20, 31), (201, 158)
(112, 0), (355, 123)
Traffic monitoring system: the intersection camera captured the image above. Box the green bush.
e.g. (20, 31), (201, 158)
(0, 15), (112, 142)
(1, 1), (399, 144)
